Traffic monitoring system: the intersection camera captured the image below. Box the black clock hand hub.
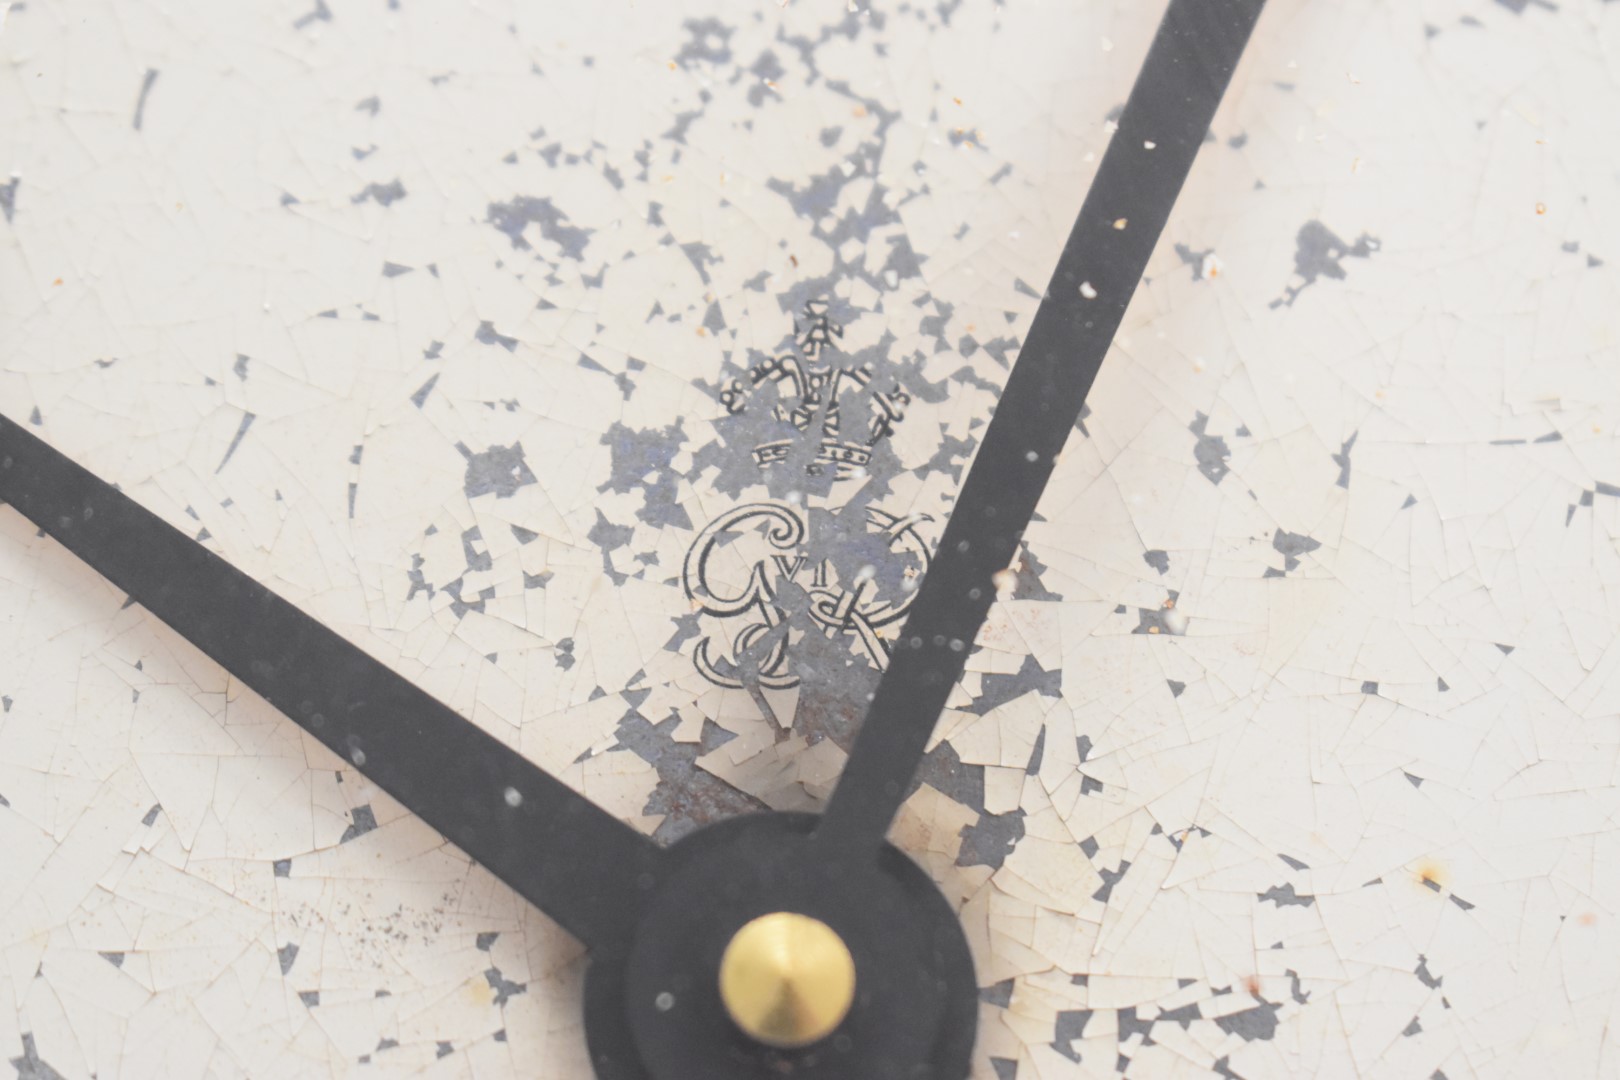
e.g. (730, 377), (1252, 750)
(0, 2), (1262, 1077)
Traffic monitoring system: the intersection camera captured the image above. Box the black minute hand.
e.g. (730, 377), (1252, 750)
(817, 0), (1265, 852)
(0, 416), (666, 949)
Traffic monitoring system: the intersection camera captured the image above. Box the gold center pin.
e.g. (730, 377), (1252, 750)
(717, 911), (857, 1049)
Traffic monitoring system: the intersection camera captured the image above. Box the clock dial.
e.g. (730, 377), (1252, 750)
(3, 1), (1618, 1079)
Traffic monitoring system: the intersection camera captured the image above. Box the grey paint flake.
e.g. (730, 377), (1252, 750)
(1258, 883), (1315, 908)
(1188, 412), (1231, 484)
(674, 16), (734, 69)
(1332, 430), (1357, 488)
(1216, 1001), (1283, 1041)
(292, 0), (331, 29)
(1271, 528), (1321, 572)
(599, 421), (692, 529)
(980, 979), (1015, 1008)
(9, 1034), (66, 1080)
(132, 69), (158, 130)
(1092, 860), (1132, 903)
(459, 442), (537, 499)
(411, 373), (439, 407)
(215, 412), (255, 473)
(613, 711), (768, 843)
(486, 195), (593, 260)
(1173, 242), (1215, 280)
(484, 967), (526, 1006)
(475, 321), (519, 352)
(1274, 220), (1380, 307)
(339, 804), (378, 842)
(957, 809), (1026, 870)
(351, 179), (408, 207)
(1052, 1009), (1092, 1062)
(969, 655), (1063, 715)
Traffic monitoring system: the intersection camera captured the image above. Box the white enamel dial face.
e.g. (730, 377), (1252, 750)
(3, 0), (1619, 1077)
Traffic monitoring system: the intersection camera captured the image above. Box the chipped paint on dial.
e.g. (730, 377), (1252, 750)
(2, 0), (1619, 1077)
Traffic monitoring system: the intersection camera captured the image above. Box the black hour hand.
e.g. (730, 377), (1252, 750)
(0, 415), (666, 950)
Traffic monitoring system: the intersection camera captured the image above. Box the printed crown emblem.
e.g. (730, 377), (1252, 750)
(718, 300), (911, 479)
